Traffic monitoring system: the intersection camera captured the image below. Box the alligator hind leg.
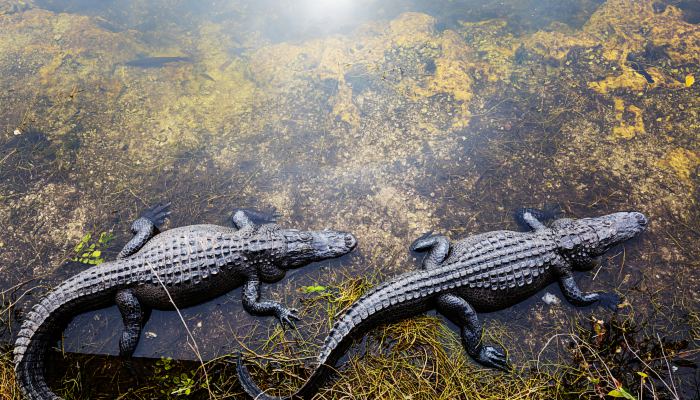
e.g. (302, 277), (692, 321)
(116, 289), (149, 357)
(410, 232), (450, 270)
(118, 203), (171, 259)
(436, 294), (511, 371)
(232, 208), (280, 230)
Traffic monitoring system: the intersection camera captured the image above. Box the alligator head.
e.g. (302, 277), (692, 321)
(553, 211), (648, 268)
(281, 229), (357, 268)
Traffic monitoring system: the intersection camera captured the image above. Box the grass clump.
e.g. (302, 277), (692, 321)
(551, 317), (690, 399)
(234, 277), (694, 400)
(0, 346), (21, 400)
(2, 275), (694, 400)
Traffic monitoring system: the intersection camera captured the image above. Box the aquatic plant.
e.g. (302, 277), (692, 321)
(71, 232), (114, 265)
(299, 284), (327, 294)
(153, 357), (198, 397)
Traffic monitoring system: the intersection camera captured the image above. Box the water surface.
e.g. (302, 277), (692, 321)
(0, 0), (698, 398)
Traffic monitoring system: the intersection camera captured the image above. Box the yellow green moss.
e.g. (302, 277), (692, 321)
(1, 2), (699, 398)
(610, 98), (645, 139)
(250, 12), (474, 132)
(658, 148), (700, 184)
(588, 67), (651, 94)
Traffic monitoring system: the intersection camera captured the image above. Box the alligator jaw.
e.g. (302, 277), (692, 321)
(584, 211), (648, 255)
(283, 230), (357, 268)
(310, 230), (357, 259)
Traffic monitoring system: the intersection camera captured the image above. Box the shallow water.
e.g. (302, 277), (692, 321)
(0, 0), (698, 398)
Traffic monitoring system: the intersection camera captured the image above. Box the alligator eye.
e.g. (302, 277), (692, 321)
(300, 232), (312, 241)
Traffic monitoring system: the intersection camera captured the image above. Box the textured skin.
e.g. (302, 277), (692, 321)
(237, 210), (648, 400)
(13, 206), (356, 400)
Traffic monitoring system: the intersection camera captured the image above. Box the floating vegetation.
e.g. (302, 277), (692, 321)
(153, 357), (199, 398)
(551, 316), (693, 399)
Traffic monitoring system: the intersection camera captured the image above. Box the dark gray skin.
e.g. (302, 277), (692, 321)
(13, 205), (357, 400)
(237, 209), (648, 400)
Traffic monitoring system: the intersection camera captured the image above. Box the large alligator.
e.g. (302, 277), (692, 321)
(237, 209), (648, 399)
(13, 204), (357, 400)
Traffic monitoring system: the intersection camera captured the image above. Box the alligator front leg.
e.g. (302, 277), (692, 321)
(118, 203), (171, 259)
(242, 276), (300, 329)
(410, 232), (450, 269)
(558, 273), (620, 310)
(436, 294), (511, 370)
(116, 289), (149, 357)
(514, 206), (561, 231)
(232, 208), (280, 230)
(514, 209), (546, 231)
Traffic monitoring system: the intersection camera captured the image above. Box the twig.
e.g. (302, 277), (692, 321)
(0, 149), (17, 166)
(144, 262), (214, 399)
(656, 333), (680, 399)
(616, 247), (626, 282)
(621, 333), (678, 399)
(535, 333), (568, 374)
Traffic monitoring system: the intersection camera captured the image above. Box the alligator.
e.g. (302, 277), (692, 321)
(13, 204), (357, 400)
(237, 209), (648, 399)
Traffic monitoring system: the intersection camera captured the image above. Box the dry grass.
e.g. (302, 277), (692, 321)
(0, 275), (695, 400)
(0, 347), (21, 400)
(230, 275), (692, 400)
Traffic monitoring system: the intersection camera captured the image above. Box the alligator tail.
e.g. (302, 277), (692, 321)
(13, 262), (119, 400)
(236, 270), (436, 399)
(237, 349), (341, 400)
(236, 352), (291, 400)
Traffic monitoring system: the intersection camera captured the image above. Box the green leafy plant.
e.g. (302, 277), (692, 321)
(300, 284), (328, 294)
(170, 373), (195, 396)
(608, 386), (635, 399)
(153, 357), (197, 397)
(72, 232), (114, 265)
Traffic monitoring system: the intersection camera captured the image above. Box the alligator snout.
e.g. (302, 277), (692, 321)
(312, 231), (357, 256)
(344, 233), (357, 249)
(632, 212), (648, 227)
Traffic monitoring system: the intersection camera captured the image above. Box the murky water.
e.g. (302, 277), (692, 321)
(1, 0), (698, 398)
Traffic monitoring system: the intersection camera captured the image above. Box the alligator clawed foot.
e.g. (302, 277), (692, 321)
(477, 346), (511, 371)
(235, 207), (281, 225)
(277, 307), (301, 330)
(596, 292), (622, 311)
(142, 202), (171, 227)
